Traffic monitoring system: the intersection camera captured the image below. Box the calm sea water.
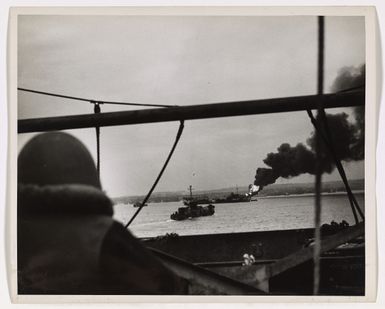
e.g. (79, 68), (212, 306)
(113, 193), (365, 238)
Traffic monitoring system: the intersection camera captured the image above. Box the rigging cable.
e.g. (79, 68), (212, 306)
(306, 109), (364, 223)
(93, 102), (101, 179)
(318, 108), (364, 220)
(335, 85), (365, 93)
(125, 120), (185, 228)
(18, 86), (183, 225)
(18, 87), (179, 185)
(17, 87), (178, 108)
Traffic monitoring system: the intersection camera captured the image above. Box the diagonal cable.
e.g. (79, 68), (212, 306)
(125, 120), (185, 228)
(306, 109), (363, 224)
(18, 87), (177, 108)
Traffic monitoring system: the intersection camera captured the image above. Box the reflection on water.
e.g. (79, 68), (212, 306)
(113, 194), (365, 238)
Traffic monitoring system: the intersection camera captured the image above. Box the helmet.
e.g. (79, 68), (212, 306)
(18, 132), (101, 189)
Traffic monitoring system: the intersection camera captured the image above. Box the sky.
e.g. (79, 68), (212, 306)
(17, 15), (365, 197)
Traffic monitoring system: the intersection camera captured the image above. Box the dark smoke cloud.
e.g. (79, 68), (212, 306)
(306, 112), (358, 162)
(264, 143), (318, 177)
(331, 64), (365, 161)
(350, 106), (364, 160)
(254, 168), (278, 187)
(254, 65), (365, 188)
(331, 64), (365, 93)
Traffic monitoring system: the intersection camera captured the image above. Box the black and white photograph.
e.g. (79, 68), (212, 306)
(9, 7), (378, 301)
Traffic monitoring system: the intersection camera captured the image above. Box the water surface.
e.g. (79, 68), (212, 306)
(113, 193), (365, 238)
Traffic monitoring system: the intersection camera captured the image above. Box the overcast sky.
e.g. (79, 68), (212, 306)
(17, 15), (365, 197)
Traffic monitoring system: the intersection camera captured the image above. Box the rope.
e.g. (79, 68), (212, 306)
(18, 87), (177, 108)
(307, 110), (363, 224)
(94, 103), (101, 180)
(335, 85), (365, 93)
(319, 109), (364, 220)
(318, 109), (364, 220)
(125, 120), (185, 228)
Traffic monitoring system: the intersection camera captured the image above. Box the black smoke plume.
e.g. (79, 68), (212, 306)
(254, 65), (365, 188)
(331, 64), (365, 160)
(331, 64), (365, 93)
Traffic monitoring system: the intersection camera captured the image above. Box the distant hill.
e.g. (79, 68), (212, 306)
(112, 179), (364, 205)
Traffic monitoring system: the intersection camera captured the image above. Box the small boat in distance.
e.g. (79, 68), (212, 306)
(133, 202), (148, 207)
(212, 192), (251, 204)
(212, 184), (261, 204)
(183, 196), (214, 206)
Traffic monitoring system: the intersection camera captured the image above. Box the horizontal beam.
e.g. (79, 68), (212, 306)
(18, 90), (364, 133)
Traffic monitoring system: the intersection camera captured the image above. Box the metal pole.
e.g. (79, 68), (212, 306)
(189, 185), (193, 199)
(18, 90), (364, 134)
(313, 15), (325, 295)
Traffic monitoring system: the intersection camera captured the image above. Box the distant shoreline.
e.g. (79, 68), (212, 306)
(113, 179), (364, 204)
(259, 190), (365, 199)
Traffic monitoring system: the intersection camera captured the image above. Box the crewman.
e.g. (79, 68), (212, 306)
(17, 132), (188, 294)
